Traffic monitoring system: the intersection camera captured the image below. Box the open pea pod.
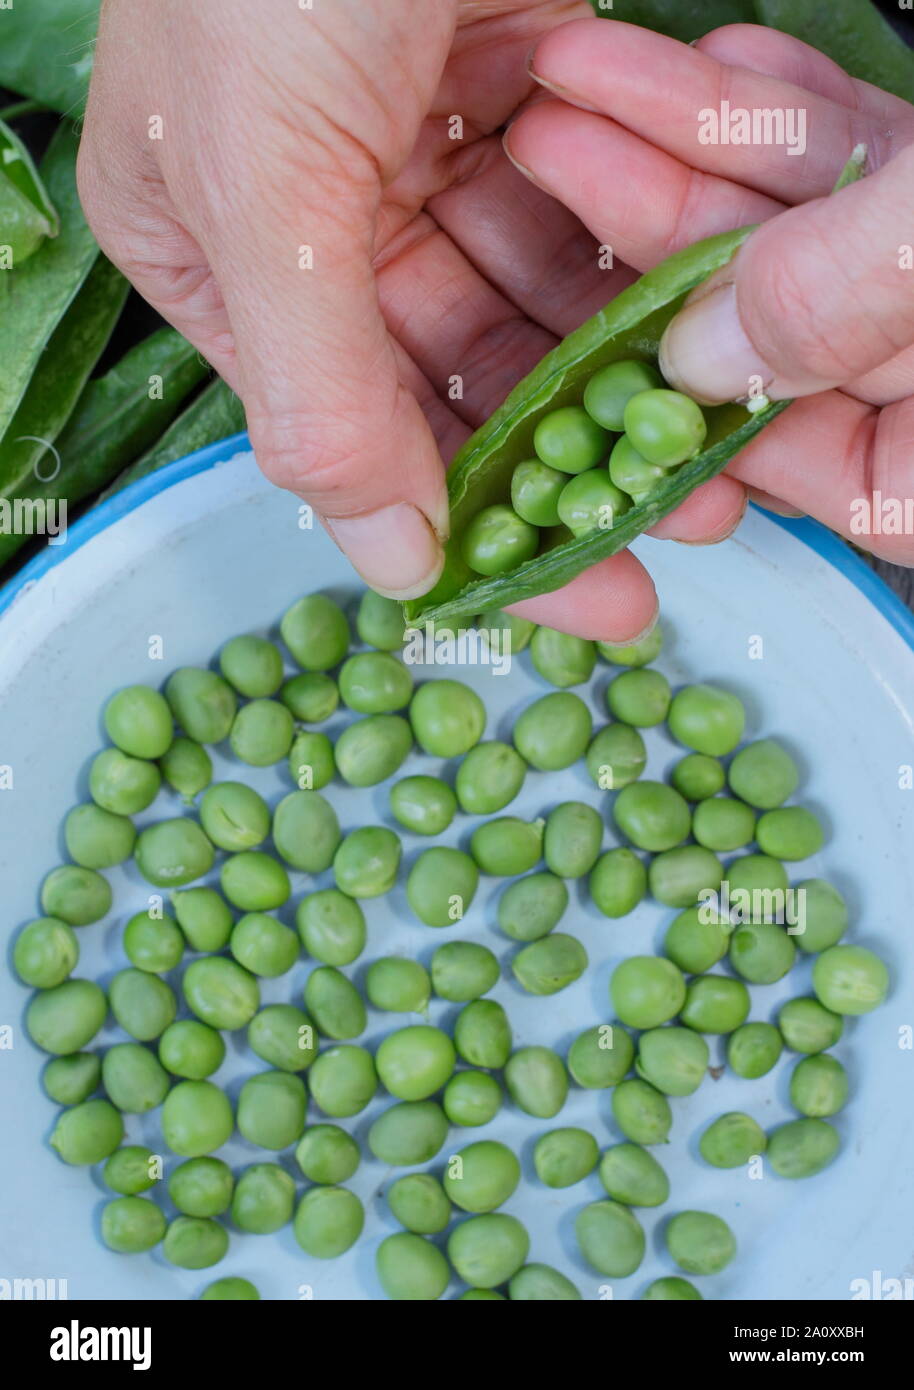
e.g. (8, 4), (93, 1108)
(0, 117), (60, 265)
(404, 225), (789, 627)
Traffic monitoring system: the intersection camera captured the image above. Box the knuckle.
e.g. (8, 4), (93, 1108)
(754, 254), (849, 379)
(247, 407), (380, 506)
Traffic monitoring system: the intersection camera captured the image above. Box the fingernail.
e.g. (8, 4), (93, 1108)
(502, 130), (546, 189)
(764, 504), (805, 519)
(610, 603), (660, 646)
(659, 282), (770, 406)
(674, 493), (748, 546)
(324, 504), (445, 600)
(524, 52), (602, 113)
(745, 487), (805, 518)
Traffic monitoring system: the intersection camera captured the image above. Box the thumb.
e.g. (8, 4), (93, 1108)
(215, 184), (448, 601)
(659, 143), (914, 405)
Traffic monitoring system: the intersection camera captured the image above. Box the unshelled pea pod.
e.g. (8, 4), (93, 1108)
(106, 377), (246, 495)
(0, 329), (207, 571)
(0, 116), (59, 265)
(0, 125), (98, 440)
(404, 225), (788, 627)
(0, 256), (128, 502)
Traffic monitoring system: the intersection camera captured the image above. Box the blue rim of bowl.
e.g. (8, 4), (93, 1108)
(1, 429), (913, 653)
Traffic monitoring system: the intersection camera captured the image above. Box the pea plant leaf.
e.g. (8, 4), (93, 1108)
(0, 0), (99, 115)
(0, 117), (60, 266)
(0, 124), (100, 441)
(755, 0), (914, 100)
(106, 378), (247, 495)
(591, 0), (757, 42)
(0, 254), (128, 501)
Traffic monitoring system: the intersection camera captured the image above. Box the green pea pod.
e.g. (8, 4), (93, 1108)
(593, 0), (756, 41)
(104, 377), (247, 496)
(755, 0), (914, 101)
(0, 255), (127, 492)
(0, 0), (99, 115)
(0, 125), (99, 440)
(0, 329), (208, 570)
(0, 116), (60, 265)
(406, 145), (870, 628)
(404, 226), (788, 626)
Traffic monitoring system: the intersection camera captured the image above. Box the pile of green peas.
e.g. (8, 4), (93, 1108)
(14, 585), (889, 1300)
(460, 359), (709, 578)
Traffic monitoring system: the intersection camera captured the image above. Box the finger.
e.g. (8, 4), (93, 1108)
(725, 392), (914, 564)
(741, 485), (804, 518)
(849, 342), (914, 407)
(508, 548), (659, 642)
(429, 135), (636, 337)
(696, 22), (914, 121)
(646, 474), (748, 543)
(660, 144), (914, 403)
(77, 141), (244, 391)
(390, 335), (472, 468)
(526, 19), (914, 202)
(376, 210), (557, 428)
(505, 97), (784, 272)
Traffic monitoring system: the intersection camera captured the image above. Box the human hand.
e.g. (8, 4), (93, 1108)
(506, 18), (914, 565)
(79, 0), (667, 640)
